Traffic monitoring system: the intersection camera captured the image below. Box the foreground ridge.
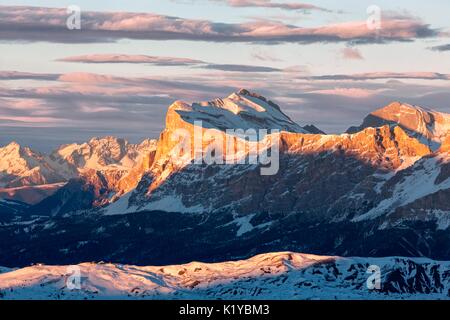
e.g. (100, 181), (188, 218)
(0, 251), (449, 300)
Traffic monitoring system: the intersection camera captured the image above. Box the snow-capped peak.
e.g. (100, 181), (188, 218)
(3, 141), (20, 150)
(167, 89), (308, 133)
(0, 142), (66, 188)
(0, 137), (158, 204)
(52, 136), (156, 172)
(347, 101), (450, 150)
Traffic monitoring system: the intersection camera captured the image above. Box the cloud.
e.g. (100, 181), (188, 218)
(312, 72), (450, 81)
(0, 6), (439, 44)
(0, 71), (240, 130)
(211, 0), (330, 12)
(59, 54), (281, 72)
(307, 88), (386, 98)
(341, 47), (364, 60)
(429, 44), (450, 51)
(0, 71), (59, 81)
(58, 54), (205, 65)
(199, 64), (281, 72)
(57, 72), (120, 84)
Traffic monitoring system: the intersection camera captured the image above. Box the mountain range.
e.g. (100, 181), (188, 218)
(0, 137), (156, 204)
(0, 89), (449, 275)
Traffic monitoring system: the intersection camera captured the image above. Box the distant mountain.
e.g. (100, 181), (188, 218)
(0, 138), (157, 207)
(50, 136), (155, 174)
(0, 142), (69, 188)
(303, 124), (325, 134)
(347, 102), (450, 150)
(1, 252), (449, 299)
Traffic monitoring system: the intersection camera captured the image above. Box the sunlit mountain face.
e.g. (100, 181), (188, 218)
(0, 1), (450, 301)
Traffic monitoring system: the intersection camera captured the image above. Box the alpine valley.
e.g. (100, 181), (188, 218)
(1, 89), (450, 299)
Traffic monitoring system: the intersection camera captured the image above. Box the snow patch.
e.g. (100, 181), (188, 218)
(354, 155), (450, 221)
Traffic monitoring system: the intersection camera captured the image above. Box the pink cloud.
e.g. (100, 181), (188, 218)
(0, 71), (58, 81)
(58, 54), (204, 65)
(341, 47), (364, 60)
(57, 72), (121, 84)
(0, 6), (439, 44)
(0, 115), (64, 123)
(216, 0), (330, 12)
(308, 88), (386, 98)
(3, 99), (42, 110)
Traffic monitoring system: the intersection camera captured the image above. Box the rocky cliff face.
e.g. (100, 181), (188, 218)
(118, 125), (430, 218)
(107, 91), (438, 221)
(353, 133), (450, 228)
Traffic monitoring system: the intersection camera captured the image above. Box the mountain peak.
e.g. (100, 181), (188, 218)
(3, 141), (21, 151)
(87, 136), (126, 145)
(1, 141), (37, 158)
(236, 88), (251, 96)
(375, 101), (433, 117)
(347, 101), (450, 150)
(166, 90), (307, 133)
(303, 124), (326, 134)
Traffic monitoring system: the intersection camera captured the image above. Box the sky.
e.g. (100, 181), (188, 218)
(0, 0), (449, 152)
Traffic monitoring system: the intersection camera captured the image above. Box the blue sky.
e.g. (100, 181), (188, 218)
(0, 1), (449, 151)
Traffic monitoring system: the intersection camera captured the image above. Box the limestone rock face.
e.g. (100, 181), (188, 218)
(109, 91), (446, 224)
(122, 124), (432, 218)
(439, 134), (450, 154)
(147, 90), (309, 193)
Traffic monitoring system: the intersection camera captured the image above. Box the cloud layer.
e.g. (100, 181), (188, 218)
(212, 0), (330, 12)
(58, 54), (283, 73)
(58, 54), (204, 66)
(0, 6), (439, 44)
(0, 71), (59, 81)
(311, 72), (450, 81)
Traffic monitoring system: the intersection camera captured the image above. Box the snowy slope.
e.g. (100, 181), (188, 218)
(0, 252), (449, 300)
(353, 153), (450, 222)
(170, 89), (308, 133)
